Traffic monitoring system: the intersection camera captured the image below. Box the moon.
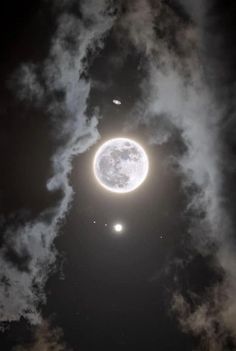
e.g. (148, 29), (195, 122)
(93, 137), (149, 193)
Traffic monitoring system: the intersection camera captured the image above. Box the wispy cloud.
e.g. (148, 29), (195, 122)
(12, 320), (71, 351)
(0, 0), (116, 325)
(118, 0), (236, 348)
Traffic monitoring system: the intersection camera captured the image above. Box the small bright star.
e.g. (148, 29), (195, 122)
(113, 223), (123, 232)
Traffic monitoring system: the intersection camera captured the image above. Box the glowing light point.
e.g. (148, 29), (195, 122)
(113, 223), (123, 233)
(112, 99), (121, 105)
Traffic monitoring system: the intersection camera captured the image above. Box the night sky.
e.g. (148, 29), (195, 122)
(0, 1), (236, 350)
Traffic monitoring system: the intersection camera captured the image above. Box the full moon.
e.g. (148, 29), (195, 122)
(93, 137), (149, 193)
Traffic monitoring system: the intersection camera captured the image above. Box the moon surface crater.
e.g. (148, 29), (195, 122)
(93, 138), (149, 193)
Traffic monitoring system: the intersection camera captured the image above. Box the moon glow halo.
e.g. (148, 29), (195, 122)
(93, 138), (149, 194)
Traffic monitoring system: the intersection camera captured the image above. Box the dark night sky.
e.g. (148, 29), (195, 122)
(0, 1), (236, 350)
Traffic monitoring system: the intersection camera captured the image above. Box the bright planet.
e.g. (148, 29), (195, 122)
(113, 223), (123, 232)
(93, 137), (149, 193)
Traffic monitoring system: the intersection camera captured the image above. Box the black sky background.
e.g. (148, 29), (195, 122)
(0, 1), (236, 350)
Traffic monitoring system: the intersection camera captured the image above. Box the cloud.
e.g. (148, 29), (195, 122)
(118, 0), (236, 348)
(12, 320), (71, 351)
(0, 0), (116, 325)
(172, 292), (225, 351)
(117, 0), (156, 55)
(178, 0), (207, 23)
(13, 64), (45, 103)
(172, 259), (236, 350)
